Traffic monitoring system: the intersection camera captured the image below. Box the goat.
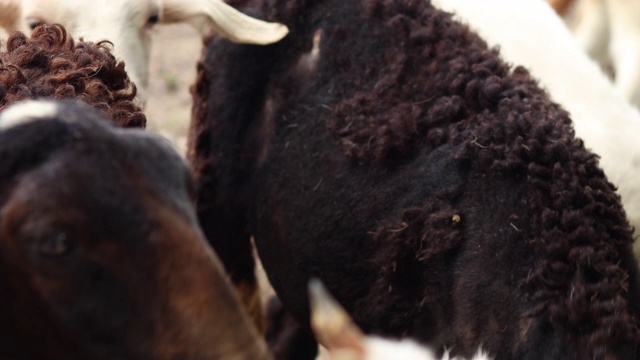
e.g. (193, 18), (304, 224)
(0, 98), (273, 359)
(0, 0), (288, 103)
(0, 25), (273, 358)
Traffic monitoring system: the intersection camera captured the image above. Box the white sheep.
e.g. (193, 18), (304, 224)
(549, 0), (640, 109)
(308, 280), (492, 360)
(432, 0), (640, 260)
(0, 0), (288, 103)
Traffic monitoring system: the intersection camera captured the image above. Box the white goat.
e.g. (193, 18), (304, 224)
(309, 280), (491, 360)
(431, 0), (640, 260)
(549, 0), (640, 109)
(0, 0), (288, 103)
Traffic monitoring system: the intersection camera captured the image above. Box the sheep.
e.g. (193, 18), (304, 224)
(308, 280), (492, 360)
(0, 98), (274, 359)
(431, 0), (640, 262)
(188, 0), (640, 359)
(0, 0), (289, 103)
(0, 24), (145, 127)
(547, 0), (640, 109)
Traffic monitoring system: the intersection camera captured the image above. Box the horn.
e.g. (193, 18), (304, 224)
(308, 278), (365, 360)
(161, 0), (288, 45)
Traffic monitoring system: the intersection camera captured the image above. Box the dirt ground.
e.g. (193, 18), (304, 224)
(145, 23), (201, 156)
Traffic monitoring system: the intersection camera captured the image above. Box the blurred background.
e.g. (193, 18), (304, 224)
(145, 23), (200, 156)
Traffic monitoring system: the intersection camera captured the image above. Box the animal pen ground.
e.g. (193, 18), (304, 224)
(145, 23), (199, 155)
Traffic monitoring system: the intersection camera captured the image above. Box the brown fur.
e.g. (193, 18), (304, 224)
(0, 23), (274, 358)
(0, 24), (145, 128)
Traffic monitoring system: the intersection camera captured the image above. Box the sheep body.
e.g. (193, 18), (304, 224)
(432, 0), (640, 260)
(190, 0), (640, 358)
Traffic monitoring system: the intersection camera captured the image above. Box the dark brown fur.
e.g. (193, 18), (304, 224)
(0, 100), (271, 359)
(189, 0), (640, 359)
(0, 24), (145, 128)
(0, 24), (270, 358)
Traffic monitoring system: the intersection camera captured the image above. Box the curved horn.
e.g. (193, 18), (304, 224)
(161, 0), (288, 45)
(308, 278), (365, 360)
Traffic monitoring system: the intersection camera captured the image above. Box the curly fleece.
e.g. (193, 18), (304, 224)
(337, 1), (640, 355)
(190, 0), (640, 358)
(0, 24), (145, 128)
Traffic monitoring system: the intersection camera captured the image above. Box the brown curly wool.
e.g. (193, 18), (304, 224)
(0, 24), (145, 128)
(348, 0), (639, 354)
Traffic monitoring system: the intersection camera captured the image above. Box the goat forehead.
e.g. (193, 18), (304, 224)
(65, 132), (194, 216)
(6, 170), (155, 251)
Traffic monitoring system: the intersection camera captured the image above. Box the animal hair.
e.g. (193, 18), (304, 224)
(0, 24), (145, 128)
(319, 1), (640, 355)
(190, 0), (640, 358)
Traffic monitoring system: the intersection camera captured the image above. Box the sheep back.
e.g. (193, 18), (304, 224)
(0, 24), (145, 128)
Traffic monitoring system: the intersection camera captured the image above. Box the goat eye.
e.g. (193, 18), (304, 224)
(26, 17), (45, 30)
(36, 232), (74, 258)
(147, 14), (159, 25)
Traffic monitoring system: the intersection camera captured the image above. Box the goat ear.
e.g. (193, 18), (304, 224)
(160, 0), (288, 45)
(308, 278), (366, 360)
